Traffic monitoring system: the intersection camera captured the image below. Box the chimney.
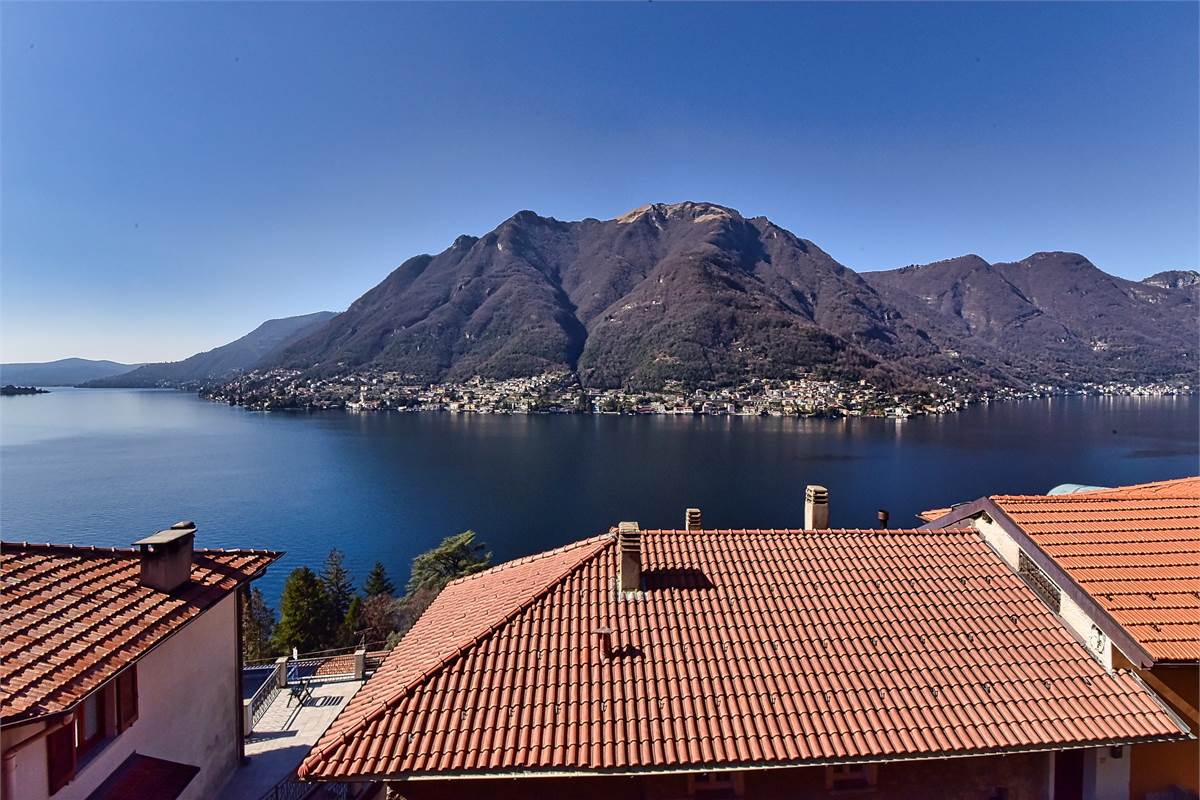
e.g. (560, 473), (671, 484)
(804, 485), (829, 529)
(684, 508), (702, 531)
(133, 521), (196, 593)
(618, 521), (641, 592)
(877, 509), (890, 529)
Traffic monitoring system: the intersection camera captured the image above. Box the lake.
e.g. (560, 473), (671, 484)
(1, 388), (1195, 603)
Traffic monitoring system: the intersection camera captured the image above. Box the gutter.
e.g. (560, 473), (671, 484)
(302, 729), (1194, 784)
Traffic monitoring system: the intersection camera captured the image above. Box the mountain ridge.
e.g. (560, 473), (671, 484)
(86, 311), (337, 388)
(245, 202), (1199, 390)
(0, 358), (141, 387)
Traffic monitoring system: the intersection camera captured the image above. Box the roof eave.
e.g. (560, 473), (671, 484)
(302, 731), (1195, 783)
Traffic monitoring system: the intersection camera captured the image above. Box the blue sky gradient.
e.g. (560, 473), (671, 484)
(3, 2), (1197, 362)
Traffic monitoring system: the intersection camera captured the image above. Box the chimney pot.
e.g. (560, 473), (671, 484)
(877, 509), (890, 529)
(617, 521), (641, 593)
(804, 485), (829, 529)
(594, 626), (614, 658)
(133, 523), (196, 593)
(685, 508), (702, 531)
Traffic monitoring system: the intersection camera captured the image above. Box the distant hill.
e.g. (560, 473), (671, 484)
(87, 312), (337, 388)
(1142, 269), (1200, 290)
(257, 202), (1194, 390)
(0, 358), (139, 387)
(864, 252), (1198, 385)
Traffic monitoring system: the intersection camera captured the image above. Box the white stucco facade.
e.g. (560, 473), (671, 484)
(2, 592), (240, 800)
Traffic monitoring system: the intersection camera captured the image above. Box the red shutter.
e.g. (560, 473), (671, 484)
(116, 667), (138, 731)
(46, 721), (76, 794)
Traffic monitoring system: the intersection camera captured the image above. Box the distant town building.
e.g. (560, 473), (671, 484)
(297, 513), (1189, 799)
(924, 476), (1200, 800)
(0, 523), (280, 800)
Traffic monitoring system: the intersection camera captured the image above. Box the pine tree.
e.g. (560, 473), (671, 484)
(340, 595), (364, 647)
(406, 530), (492, 595)
(242, 587), (276, 661)
(362, 561), (396, 598)
(321, 548), (355, 622)
(271, 567), (334, 655)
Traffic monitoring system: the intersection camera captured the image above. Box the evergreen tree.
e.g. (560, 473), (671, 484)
(362, 561), (396, 598)
(242, 587), (276, 661)
(340, 595), (364, 647)
(271, 567), (334, 654)
(406, 530), (492, 595)
(321, 548), (355, 621)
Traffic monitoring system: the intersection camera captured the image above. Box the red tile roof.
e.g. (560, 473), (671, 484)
(1, 542), (280, 724)
(990, 476), (1200, 663)
(299, 528), (1187, 781)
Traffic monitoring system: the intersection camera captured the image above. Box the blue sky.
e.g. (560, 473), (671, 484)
(2, 2), (1197, 362)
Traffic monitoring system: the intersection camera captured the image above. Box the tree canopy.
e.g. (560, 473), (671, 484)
(271, 566), (334, 654)
(362, 561), (396, 598)
(406, 530), (492, 595)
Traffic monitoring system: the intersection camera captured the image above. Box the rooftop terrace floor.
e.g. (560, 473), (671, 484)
(221, 679), (363, 800)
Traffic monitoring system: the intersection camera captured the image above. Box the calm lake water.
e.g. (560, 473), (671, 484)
(1, 388), (1195, 602)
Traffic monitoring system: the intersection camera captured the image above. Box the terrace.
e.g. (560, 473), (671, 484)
(222, 647), (386, 800)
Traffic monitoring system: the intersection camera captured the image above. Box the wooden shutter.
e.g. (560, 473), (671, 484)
(46, 721), (76, 794)
(117, 667), (139, 731)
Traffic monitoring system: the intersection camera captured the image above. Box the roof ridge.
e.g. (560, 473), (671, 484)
(993, 475), (1199, 502)
(443, 532), (611, 589)
(299, 533), (615, 777)
(638, 528), (973, 535)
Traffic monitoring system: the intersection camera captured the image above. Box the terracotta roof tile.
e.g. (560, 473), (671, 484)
(298, 528), (1187, 780)
(1, 542), (280, 724)
(991, 476), (1200, 662)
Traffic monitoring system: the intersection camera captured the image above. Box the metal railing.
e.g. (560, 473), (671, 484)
(258, 775), (356, 800)
(243, 644), (389, 737)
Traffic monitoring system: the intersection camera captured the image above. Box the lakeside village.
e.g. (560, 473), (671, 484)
(203, 368), (1193, 418)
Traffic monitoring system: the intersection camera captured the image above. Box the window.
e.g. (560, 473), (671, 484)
(1018, 550), (1061, 613)
(76, 692), (107, 758)
(46, 666), (137, 795)
(825, 763), (878, 793)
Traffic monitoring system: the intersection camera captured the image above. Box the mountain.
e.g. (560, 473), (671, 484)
(864, 252), (1198, 384)
(1143, 269), (1200, 290)
(87, 312), (336, 388)
(257, 202), (1195, 390)
(271, 203), (970, 389)
(0, 358), (140, 387)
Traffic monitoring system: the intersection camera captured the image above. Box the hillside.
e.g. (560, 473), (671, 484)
(88, 312), (336, 388)
(865, 253), (1198, 384)
(0, 358), (139, 387)
(271, 203), (970, 390)
(256, 202), (1195, 390)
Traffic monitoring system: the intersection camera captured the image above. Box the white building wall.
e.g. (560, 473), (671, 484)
(4, 593), (240, 800)
(1083, 745), (1130, 800)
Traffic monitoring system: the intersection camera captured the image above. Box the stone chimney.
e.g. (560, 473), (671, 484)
(804, 486), (829, 529)
(618, 521), (641, 592)
(133, 521), (196, 593)
(684, 508), (702, 531)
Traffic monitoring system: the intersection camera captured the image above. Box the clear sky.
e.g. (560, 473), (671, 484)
(2, 2), (1197, 363)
